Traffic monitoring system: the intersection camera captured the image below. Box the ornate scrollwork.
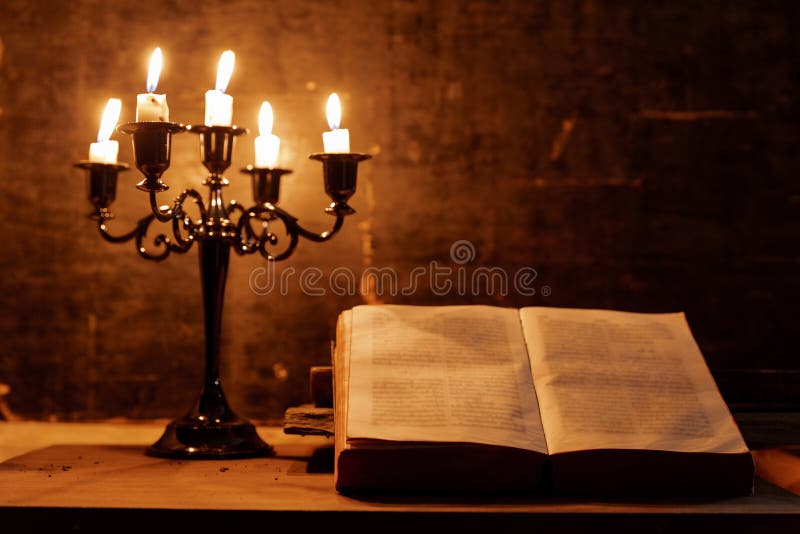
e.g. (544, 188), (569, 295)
(99, 215), (169, 261)
(96, 185), (345, 264)
(231, 203), (345, 261)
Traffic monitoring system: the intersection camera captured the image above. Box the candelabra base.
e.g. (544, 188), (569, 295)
(147, 415), (273, 459)
(146, 384), (273, 459)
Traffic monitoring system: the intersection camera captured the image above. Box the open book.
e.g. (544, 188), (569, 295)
(333, 305), (754, 495)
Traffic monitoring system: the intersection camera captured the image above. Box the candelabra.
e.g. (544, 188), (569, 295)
(75, 121), (370, 459)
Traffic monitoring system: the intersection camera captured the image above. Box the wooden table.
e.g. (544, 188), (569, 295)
(1, 422), (799, 532)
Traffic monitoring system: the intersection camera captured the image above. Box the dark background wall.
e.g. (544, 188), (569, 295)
(0, 0), (797, 421)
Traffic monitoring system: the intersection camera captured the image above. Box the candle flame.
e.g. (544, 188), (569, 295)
(215, 50), (235, 93)
(97, 98), (122, 142)
(326, 93), (342, 130)
(259, 101), (274, 136)
(146, 47), (162, 93)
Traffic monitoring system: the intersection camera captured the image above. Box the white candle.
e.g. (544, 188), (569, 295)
(322, 93), (350, 153)
(136, 47), (169, 121)
(205, 90), (233, 126)
(254, 101), (280, 168)
(205, 50), (235, 126)
(137, 93), (168, 121)
(89, 98), (121, 163)
(89, 141), (118, 163)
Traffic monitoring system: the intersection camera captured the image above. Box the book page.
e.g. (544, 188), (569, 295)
(520, 307), (748, 455)
(346, 305), (548, 453)
(334, 310), (353, 457)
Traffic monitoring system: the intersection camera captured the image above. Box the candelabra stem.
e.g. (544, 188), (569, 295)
(200, 239), (227, 399)
(146, 238), (272, 459)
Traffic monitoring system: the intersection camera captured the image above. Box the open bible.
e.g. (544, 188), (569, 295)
(333, 305), (754, 495)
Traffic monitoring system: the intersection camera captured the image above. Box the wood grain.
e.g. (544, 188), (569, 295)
(0, 422), (799, 523)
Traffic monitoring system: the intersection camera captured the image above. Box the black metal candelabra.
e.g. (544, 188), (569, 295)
(75, 121), (370, 459)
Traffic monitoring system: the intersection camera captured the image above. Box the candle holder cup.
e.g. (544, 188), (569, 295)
(241, 166), (292, 206)
(75, 121), (371, 459)
(74, 161), (129, 220)
(309, 153), (372, 215)
(118, 122), (185, 192)
(189, 125), (247, 176)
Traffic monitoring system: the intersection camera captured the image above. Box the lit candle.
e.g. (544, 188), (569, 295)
(89, 98), (122, 163)
(205, 50), (235, 126)
(136, 47), (169, 122)
(254, 101), (280, 168)
(322, 93), (350, 153)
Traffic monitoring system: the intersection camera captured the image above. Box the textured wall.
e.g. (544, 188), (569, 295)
(0, 0), (798, 420)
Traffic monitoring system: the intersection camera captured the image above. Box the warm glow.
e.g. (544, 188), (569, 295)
(326, 93), (342, 130)
(146, 47), (162, 93)
(215, 50), (235, 93)
(259, 101), (274, 136)
(97, 98), (122, 142)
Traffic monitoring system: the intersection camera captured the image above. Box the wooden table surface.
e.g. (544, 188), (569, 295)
(1, 422), (799, 532)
